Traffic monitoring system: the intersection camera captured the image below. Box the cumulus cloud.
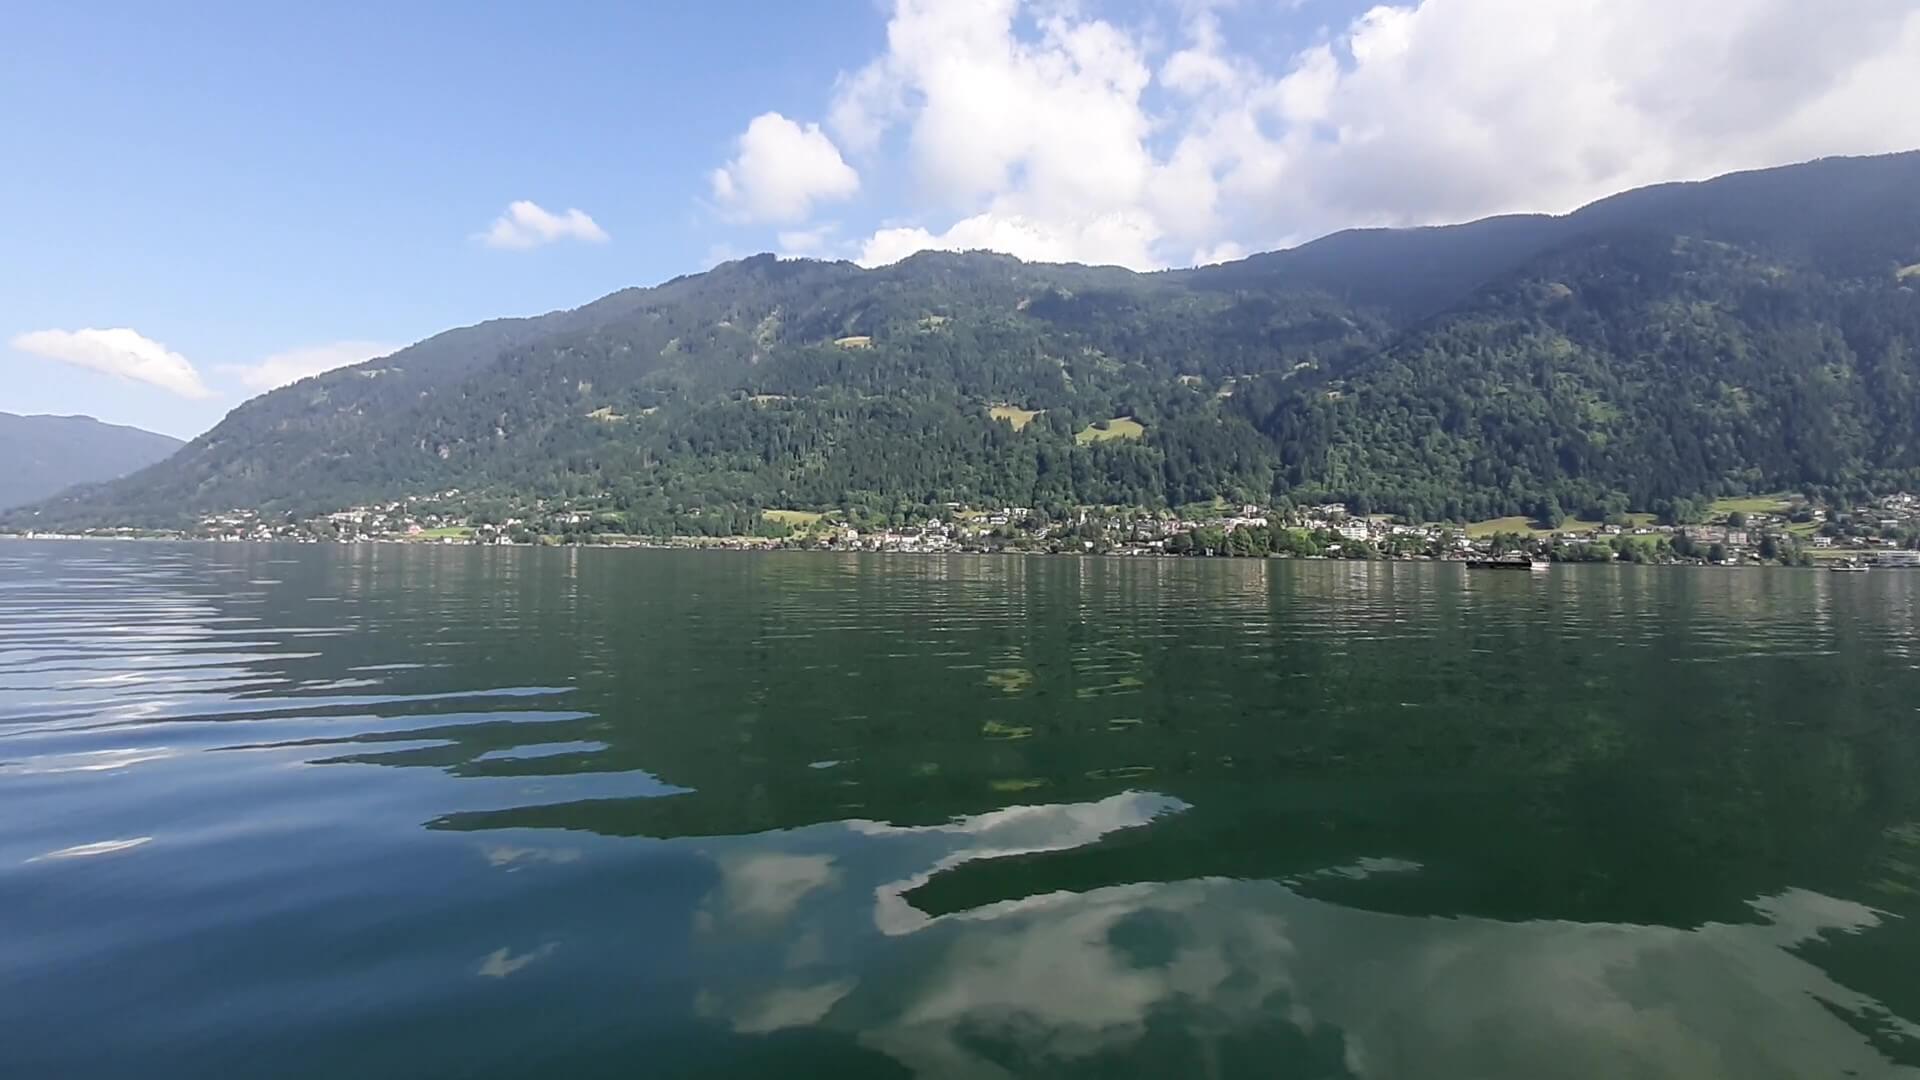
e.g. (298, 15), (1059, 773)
(1190, 240), (1247, 267)
(10, 328), (213, 399)
(857, 210), (1160, 268)
(711, 112), (860, 224)
(480, 200), (610, 249)
(834, 0), (1163, 266)
(776, 224), (840, 258)
(1195, 0), (1920, 238)
(801, 0), (1920, 268)
(219, 340), (401, 392)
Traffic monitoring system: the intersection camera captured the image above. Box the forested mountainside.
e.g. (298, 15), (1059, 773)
(11, 151), (1920, 532)
(0, 413), (182, 511)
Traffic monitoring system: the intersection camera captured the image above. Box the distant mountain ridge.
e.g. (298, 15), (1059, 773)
(0, 413), (183, 512)
(1176, 150), (1920, 314)
(12, 150), (1920, 531)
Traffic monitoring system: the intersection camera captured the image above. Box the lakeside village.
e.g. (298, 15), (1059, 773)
(15, 490), (1920, 568)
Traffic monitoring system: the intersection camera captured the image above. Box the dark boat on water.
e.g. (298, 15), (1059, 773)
(1467, 556), (1549, 571)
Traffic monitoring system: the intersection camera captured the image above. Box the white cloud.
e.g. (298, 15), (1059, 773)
(1201, 0), (1920, 236)
(480, 200), (610, 249)
(776, 224), (840, 258)
(1191, 240), (1246, 267)
(1158, 8), (1243, 98)
(804, 0), (1920, 269)
(220, 340), (401, 392)
(710, 112), (861, 224)
(858, 210), (1160, 268)
(10, 328), (213, 399)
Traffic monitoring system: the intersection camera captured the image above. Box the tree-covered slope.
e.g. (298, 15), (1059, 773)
(1240, 232), (1920, 522)
(0, 413), (183, 511)
(20, 251), (1384, 526)
(13, 150), (1920, 530)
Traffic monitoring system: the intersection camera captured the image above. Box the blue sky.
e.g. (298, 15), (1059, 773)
(5, 0), (1916, 439)
(1, 3), (891, 436)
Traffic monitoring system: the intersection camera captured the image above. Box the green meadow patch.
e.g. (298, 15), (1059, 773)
(762, 509), (825, 528)
(1710, 493), (1793, 517)
(989, 405), (1043, 431)
(1074, 417), (1145, 444)
(1464, 516), (1597, 537)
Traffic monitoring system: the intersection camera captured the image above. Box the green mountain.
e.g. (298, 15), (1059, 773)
(14, 151), (1920, 531)
(0, 413), (183, 512)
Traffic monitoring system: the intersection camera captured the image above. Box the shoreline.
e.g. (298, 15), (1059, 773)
(3, 532), (1905, 569)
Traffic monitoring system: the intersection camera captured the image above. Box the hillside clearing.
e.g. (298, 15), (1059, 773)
(1464, 516), (1614, 538)
(1710, 493), (1793, 516)
(989, 405), (1043, 431)
(1075, 417), (1146, 444)
(762, 509), (826, 527)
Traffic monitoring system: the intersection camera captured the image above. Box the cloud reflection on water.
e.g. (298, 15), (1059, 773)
(691, 795), (1920, 1079)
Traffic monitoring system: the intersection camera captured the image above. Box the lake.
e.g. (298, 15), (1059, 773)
(3, 541), (1919, 1078)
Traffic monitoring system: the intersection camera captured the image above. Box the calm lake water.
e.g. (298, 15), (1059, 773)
(4, 541), (1920, 1078)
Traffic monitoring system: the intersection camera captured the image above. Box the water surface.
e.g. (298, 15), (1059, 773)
(4, 542), (1919, 1077)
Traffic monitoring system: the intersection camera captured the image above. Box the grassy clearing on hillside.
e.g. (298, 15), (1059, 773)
(418, 526), (475, 539)
(1461, 513), (1663, 537)
(1710, 493), (1793, 516)
(1075, 417), (1146, 444)
(1464, 516), (1609, 538)
(1456, 506), (1840, 538)
(1466, 516), (1542, 537)
(989, 405), (1044, 431)
(762, 509), (825, 527)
